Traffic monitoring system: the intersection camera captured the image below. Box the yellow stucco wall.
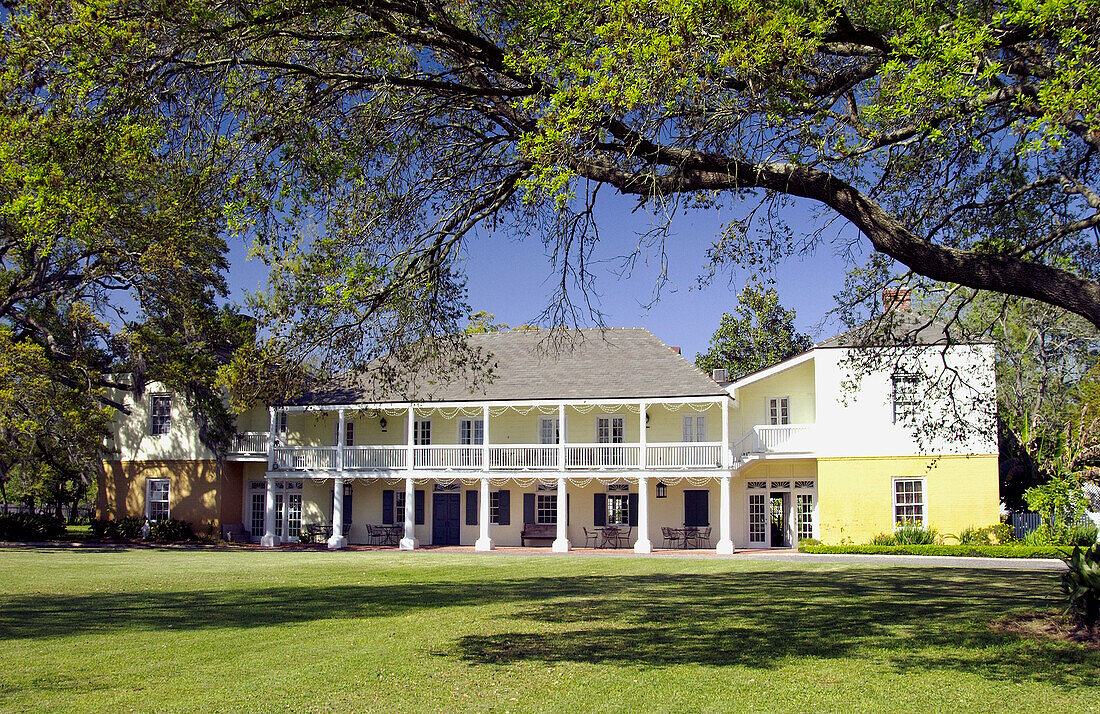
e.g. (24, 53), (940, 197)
(97, 460), (230, 532)
(816, 454), (1000, 544)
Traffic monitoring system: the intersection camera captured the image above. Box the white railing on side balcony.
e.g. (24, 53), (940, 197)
(413, 445), (484, 469)
(730, 424), (814, 463)
(489, 444), (559, 469)
(274, 446), (338, 470)
(646, 442), (725, 469)
(231, 432), (270, 455)
(565, 444), (641, 469)
(343, 446), (406, 470)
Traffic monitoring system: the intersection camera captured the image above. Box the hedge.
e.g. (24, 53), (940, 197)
(798, 544), (1075, 559)
(0, 513), (67, 541)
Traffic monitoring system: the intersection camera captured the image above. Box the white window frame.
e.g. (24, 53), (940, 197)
(767, 397), (790, 425)
(892, 477), (926, 526)
(276, 411), (288, 436)
(458, 418), (484, 445)
(892, 372), (921, 424)
(413, 419), (432, 445)
(146, 478), (170, 522)
(395, 490), (406, 522)
(536, 492), (557, 524)
(538, 416), (561, 445)
(489, 490), (500, 525)
(595, 415), (625, 443)
(682, 415), (706, 442)
(149, 393), (172, 436)
(333, 420), (355, 446)
(606, 493), (629, 525)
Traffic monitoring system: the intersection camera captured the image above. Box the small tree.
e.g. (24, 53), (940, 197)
(696, 281), (812, 380)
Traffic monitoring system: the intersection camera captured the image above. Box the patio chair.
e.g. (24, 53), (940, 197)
(599, 526), (619, 549)
(582, 527), (599, 548)
(615, 526), (633, 549)
(697, 526), (712, 548)
(682, 526), (700, 549)
(661, 527), (682, 549)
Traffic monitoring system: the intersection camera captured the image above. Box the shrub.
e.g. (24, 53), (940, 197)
(991, 522), (1017, 545)
(958, 525), (993, 545)
(1061, 545), (1100, 634)
(0, 513), (66, 541)
(1022, 525), (1055, 546)
(1068, 522), (1100, 547)
(894, 522), (939, 545)
(798, 538), (821, 546)
(799, 544), (1074, 558)
(89, 516), (147, 540)
(869, 532), (896, 546)
(149, 518), (193, 542)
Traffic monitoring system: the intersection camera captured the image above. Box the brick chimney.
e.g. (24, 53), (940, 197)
(882, 288), (912, 312)
(669, 346), (681, 355)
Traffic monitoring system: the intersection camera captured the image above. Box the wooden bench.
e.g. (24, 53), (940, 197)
(521, 523), (557, 547)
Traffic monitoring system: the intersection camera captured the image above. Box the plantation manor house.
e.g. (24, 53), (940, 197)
(97, 316), (1000, 551)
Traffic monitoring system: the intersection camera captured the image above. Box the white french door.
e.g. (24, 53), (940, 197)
(247, 480), (303, 543)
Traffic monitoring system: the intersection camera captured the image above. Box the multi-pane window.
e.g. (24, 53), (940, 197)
(150, 394), (172, 435)
(333, 421), (355, 446)
(459, 419), (484, 445)
(395, 491), (406, 522)
(536, 493), (557, 524)
(276, 411), (288, 435)
(893, 478), (925, 525)
(596, 416), (625, 443)
(539, 417), (560, 444)
(606, 493), (629, 525)
(767, 397), (790, 425)
(249, 485), (266, 536)
(414, 420), (432, 445)
(275, 493), (284, 537)
(489, 491), (500, 525)
(146, 479), (170, 521)
(682, 415), (706, 442)
(892, 373), (921, 423)
(796, 493), (814, 541)
(748, 493), (766, 543)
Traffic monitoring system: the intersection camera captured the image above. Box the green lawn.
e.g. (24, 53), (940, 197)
(0, 549), (1096, 713)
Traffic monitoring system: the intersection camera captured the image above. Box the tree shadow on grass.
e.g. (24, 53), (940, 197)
(1, 565), (1096, 689)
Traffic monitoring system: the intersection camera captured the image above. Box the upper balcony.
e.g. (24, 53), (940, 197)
(730, 424), (815, 466)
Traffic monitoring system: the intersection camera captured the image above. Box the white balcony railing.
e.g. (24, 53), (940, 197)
(731, 424), (814, 463)
(565, 444), (641, 469)
(343, 446), (406, 470)
(413, 445), (484, 469)
(646, 442), (725, 469)
(274, 446), (338, 471)
(231, 432), (270, 455)
(489, 444), (559, 469)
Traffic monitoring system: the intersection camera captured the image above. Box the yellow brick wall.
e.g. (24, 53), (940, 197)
(816, 455), (1000, 544)
(97, 460), (231, 532)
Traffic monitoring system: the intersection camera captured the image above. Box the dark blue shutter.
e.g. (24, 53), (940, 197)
(594, 493), (606, 526)
(466, 490), (478, 526)
(498, 490), (510, 525)
(382, 490), (394, 524)
(628, 493), (639, 526)
(344, 487), (353, 525)
(415, 489), (425, 525)
(523, 493), (535, 523)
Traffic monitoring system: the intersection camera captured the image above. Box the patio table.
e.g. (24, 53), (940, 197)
(376, 524), (403, 546)
(596, 526), (621, 548)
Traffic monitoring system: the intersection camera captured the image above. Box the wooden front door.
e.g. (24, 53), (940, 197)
(432, 492), (461, 546)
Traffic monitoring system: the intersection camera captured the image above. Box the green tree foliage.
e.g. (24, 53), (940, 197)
(695, 281), (812, 380)
(6, 0), (1099, 374)
(463, 311), (510, 334)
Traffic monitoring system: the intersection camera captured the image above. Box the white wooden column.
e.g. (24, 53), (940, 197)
(336, 408), (346, 472)
(721, 397), (731, 469)
(266, 407), (277, 472)
(406, 405), (415, 471)
(261, 475), (278, 547)
(717, 474), (734, 554)
(552, 475), (570, 552)
(475, 476), (493, 551)
(482, 405), (490, 470)
(328, 476), (347, 549)
(634, 475), (652, 553)
(400, 475), (418, 550)
(639, 401), (647, 470)
(557, 403), (566, 470)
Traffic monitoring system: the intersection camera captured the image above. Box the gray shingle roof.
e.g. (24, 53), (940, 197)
(814, 311), (971, 348)
(295, 328), (727, 405)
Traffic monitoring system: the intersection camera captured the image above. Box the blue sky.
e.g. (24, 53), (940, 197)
(224, 194), (868, 360)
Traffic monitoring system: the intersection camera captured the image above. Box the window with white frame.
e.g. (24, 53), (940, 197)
(536, 493), (557, 524)
(539, 417), (560, 444)
(606, 493), (629, 525)
(459, 419), (484, 445)
(146, 479), (170, 521)
(767, 397), (790, 425)
(596, 416), (624, 443)
(489, 491), (501, 525)
(249, 482), (266, 536)
(796, 493), (814, 541)
(149, 394), (172, 435)
(748, 493), (766, 543)
(893, 478), (925, 525)
(333, 420), (355, 446)
(892, 372), (921, 423)
(682, 415), (706, 442)
(395, 490), (406, 522)
(414, 420), (431, 445)
(276, 411), (288, 436)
